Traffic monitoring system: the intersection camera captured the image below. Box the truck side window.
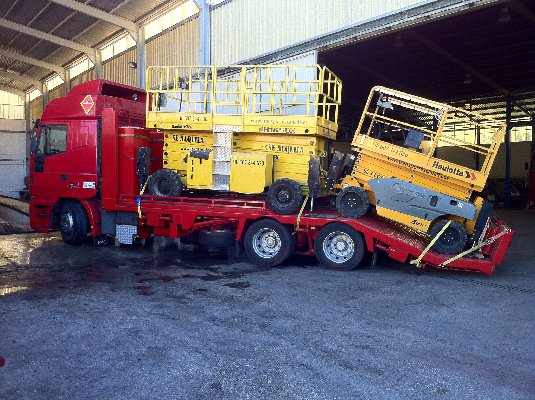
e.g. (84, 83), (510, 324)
(43, 125), (67, 155)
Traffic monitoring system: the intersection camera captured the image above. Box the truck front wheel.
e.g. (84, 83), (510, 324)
(314, 222), (365, 271)
(60, 200), (89, 246)
(244, 219), (294, 267)
(148, 169), (183, 197)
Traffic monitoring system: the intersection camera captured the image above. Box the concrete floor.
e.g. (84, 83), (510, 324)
(0, 209), (534, 399)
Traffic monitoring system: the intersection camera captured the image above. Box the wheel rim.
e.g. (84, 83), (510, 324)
(252, 228), (282, 259)
(61, 211), (74, 234)
(322, 231), (355, 263)
(439, 226), (460, 246)
(343, 192), (362, 211)
(157, 179), (170, 195)
(276, 187), (291, 204)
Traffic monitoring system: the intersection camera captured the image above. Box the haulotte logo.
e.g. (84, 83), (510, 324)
(431, 161), (476, 180)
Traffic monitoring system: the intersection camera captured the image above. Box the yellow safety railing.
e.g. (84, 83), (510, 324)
(146, 65), (342, 127)
(147, 65), (213, 114)
(355, 86), (506, 178)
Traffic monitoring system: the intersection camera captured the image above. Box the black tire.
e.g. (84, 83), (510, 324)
(147, 169), (183, 197)
(198, 229), (236, 249)
(60, 200), (89, 246)
(244, 219), (295, 267)
(314, 222), (366, 271)
(428, 220), (468, 254)
(336, 186), (369, 218)
(267, 178), (304, 215)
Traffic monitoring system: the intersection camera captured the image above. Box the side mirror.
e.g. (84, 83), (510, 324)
(35, 152), (44, 172)
(30, 135), (38, 154)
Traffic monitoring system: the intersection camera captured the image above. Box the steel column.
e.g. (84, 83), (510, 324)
(504, 96), (512, 208)
(94, 50), (103, 79)
(136, 28), (146, 89)
(25, 92), (31, 176)
(195, 0), (211, 65)
(42, 83), (49, 109)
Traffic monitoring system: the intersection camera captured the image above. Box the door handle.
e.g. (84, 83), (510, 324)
(60, 174), (67, 180)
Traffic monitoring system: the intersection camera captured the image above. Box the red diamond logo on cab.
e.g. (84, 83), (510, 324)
(80, 94), (95, 115)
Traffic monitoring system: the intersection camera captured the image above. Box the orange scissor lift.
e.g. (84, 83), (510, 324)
(330, 86), (506, 254)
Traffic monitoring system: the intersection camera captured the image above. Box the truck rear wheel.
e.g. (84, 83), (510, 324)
(60, 200), (89, 246)
(314, 222), (365, 271)
(244, 219), (294, 267)
(267, 178), (303, 215)
(336, 186), (369, 218)
(148, 169), (183, 197)
(428, 220), (467, 254)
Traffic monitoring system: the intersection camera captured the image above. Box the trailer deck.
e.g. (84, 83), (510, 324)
(119, 193), (512, 275)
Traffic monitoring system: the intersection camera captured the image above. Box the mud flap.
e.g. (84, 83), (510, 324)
(326, 151), (344, 191)
(308, 156), (321, 198)
(468, 199), (494, 246)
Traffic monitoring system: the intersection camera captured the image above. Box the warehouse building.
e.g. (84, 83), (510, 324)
(0, 0), (533, 204)
(1, 2), (535, 399)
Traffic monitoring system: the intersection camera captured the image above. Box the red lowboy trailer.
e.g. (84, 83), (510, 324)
(29, 80), (513, 274)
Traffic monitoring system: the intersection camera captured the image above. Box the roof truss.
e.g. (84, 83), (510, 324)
(0, 69), (42, 89)
(0, 17), (95, 62)
(49, 0), (138, 39)
(0, 48), (65, 78)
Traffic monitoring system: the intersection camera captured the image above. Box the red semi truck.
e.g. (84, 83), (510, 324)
(29, 80), (513, 274)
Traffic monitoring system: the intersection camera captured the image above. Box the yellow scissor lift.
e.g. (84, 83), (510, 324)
(330, 86), (506, 254)
(145, 65), (342, 214)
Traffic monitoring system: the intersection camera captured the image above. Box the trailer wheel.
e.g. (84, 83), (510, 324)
(314, 222), (365, 271)
(267, 178), (303, 215)
(428, 220), (467, 254)
(244, 219), (294, 267)
(336, 186), (369, 218)
(60, 200), (89, 246)
(147, 169), (183, 197)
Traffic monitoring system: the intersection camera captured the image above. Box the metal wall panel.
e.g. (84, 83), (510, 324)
(29, 96), (43, 124)
(211, 0), (422, 65)
(102, 49), (137, 87)
(70, 69), (96, 89)
(48, 84), (65, 102)
(0, 119), (27, 198)
(0, 90), (22, 105)
(146, 17), (200, 67)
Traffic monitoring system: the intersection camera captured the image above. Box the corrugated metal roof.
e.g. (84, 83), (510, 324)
(0, 0), (178, 91)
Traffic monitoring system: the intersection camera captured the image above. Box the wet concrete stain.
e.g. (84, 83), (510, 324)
(0, 233), (269, 298)
(135, 285), (155, 296)
(156, 275), (176, 282)
(223, 281), (251, 290)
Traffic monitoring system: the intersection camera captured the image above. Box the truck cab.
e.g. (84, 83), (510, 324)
(29, 80), (150, 241)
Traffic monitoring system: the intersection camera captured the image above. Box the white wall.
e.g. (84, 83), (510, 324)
(211, 0), (424, 64)
(0, 119), (27, 199)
